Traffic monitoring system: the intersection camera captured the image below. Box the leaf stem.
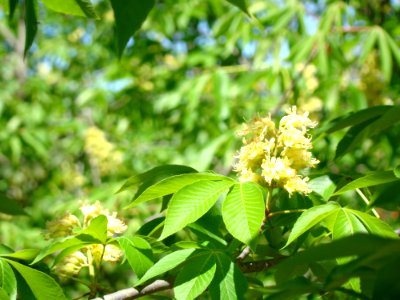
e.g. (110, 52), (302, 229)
(355, 188), (380, 218)
(268, 209), (306, 218)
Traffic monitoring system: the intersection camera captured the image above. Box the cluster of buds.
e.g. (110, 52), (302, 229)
(46, 201), (127, 279)
(234, 107), (319, 195)
(84, 127), (123, 176)
(295, 63), (323, 114)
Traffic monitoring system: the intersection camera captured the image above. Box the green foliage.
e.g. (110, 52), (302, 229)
(0, 0), (400, 299)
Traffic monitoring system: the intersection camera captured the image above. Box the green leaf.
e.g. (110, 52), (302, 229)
(334, 119), (372, 158)
(285, 202), (340, 247)
(325, 106), (391, 133)
(275, 234), (398, 283)
(8, 0), (18, 19)
(378, 28), (392, 81)
(222, 182), (265, 245)
(367, 105), (400, 136)
(386, 32), (400, 67)
(41, 0), (97, 18)
(359, 28), (378, 63)
(174, 252), (216, 300)
(110, 0), (156, 57)
(117, 236), (154, 278)
(32, 234), (100, 264)
(308, 176), (336, 201)
(0, 288), (10, 300)
(126, 173), (229, 208)
(160, 180), (234, 240)
(5, 260), (66, 300)
(79, 215), (108, 243)
(394, 165), (400, 178)
(0, 259), (17, 300)
(119, 165), (197, 193)
(209, 253), (247, 300)
(0, 249), (39, 262)
(24, 0), (37, 56)
(0, 193), (26, 216)
(226, 0), (249, 15)
(75, 0), (97, 18)
(331, 209), (368, 240)
(348, 209), (398, 238)
(333, 170), (400, 195)
(136, 248), (197, 286)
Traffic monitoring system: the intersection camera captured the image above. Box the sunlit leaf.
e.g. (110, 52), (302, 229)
(222, 182), (265, 245)
(285, 202), (340, 247)
(348, 209), (397, 238)
(119, 165), (197, 193)
(160, 180), (234, 240)
(174, 252), (216, 300)
(209, 252), (247, 300)
(41, 0), (97, 18)
(5, 260), (66, 300)
(333, 170), (400, 195)
(308, 176), (336, 201)
(0, 259), (16, 300)
(117, 236), (154, 278)
(126, 173), (230, 208)
(79, 215), (108, 243)
(136, 248), (197, 286)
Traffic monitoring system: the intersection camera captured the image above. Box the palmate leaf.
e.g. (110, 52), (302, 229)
(110, 0), (156, 57)
(117, 236), (154, 278)
(136, 248), (197, 286)
(286, 203), (397, 247)
(5, 259), (66, 300)
(0, 259), (17, 300)
(275, 234), (399, 284)
(174, 252), (216, 300)
(159, 180), (234, 240)
(333, 170), (400, 195)
(125, 173), (229, 208)
(285, 202), (340, 247)
(222, 182), (265, 245)
(41, 0), (97, 18)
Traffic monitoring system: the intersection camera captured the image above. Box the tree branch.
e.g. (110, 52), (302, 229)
(91, 279), (172, 300)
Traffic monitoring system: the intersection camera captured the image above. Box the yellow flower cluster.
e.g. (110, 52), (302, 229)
(53, 251), (88, 279)
(46, 201), (127, 278)
(234, 107), (319, 195)
(294, 63), (323, 114)
(84, 127), (123, 176)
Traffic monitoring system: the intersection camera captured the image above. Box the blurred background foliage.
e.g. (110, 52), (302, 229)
(0, 0), (399, 259)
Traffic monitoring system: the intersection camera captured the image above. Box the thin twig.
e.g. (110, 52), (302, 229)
(90, 279), (172, 300)
(355, 188), (380, 219)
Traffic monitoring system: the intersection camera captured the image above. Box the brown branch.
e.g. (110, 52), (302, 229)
(91, 279), (172, 300)
(238, 257), (286, 273)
